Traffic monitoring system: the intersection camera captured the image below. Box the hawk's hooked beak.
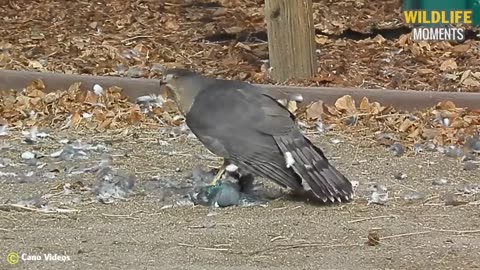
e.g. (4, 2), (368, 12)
(159, 75), (176, 101)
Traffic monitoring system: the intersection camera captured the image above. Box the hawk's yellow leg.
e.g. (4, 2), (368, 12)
(209, 160), (227, 186)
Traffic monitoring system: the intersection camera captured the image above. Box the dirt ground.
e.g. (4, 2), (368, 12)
(1, 128), (479, 270)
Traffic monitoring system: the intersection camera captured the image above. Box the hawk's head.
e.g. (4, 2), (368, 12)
(160, 68), (205, 115)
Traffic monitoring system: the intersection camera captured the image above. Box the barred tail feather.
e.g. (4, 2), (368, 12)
(274, 134), (353, 203)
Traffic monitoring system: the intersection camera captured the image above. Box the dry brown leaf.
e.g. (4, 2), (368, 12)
(306, 100), (325, 120)
(84, 91), (98, 104)
(417, 41), (431, 51)
(398, 34), (410, 46)
(287, 100), (298, 113)
(440, 59), (457, 71)
(408, 128), (420, 138)
(85, 121), (97, 130)
(224, 26), (243, 34)
(450, 119), (467, 128)
(460, 70), (471, 83)
(444, 73), (458, 81)
(433, 134), (445, 145)
(422, 128), (440, 139)
(417, 68), (434, 75)
(315, 35), (329, 45)
(165, 20), (180, 30)
(105, 110), (116, 118)
(409, 44), (422, 56)
(399, 118), (414, 132)
(436, 101), (456, 110)
(28, 89), (45, 98)
(462, 78), (480, 87)
(325, 104), (340, 116)
(30, 97), (42, 106)
(126, 108), (143, 124)
(98, 118), (112, 129)
(162, 111), (174, 124)
(452, 44), (470, 53)
(471, 72), (480, 80)
(335, 95), (356, 114)
(235, 42), (251, 51)
(28, 60), (44, 69)
(359, 97), (371, 112)
(26, 79), (45, 92)
(71, 111), (82, 128)
(372, 34), (386, 44)
(43, 92), (58, 104)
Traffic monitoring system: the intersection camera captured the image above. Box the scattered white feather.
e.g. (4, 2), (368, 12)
(36, 131), (48, 138)
(330, 138), (342, 144)
(316, 121), (329, 133)
(93, 84), (104, 95)
(369, 191), (388, 205)
(82, 112), (93, 119)
(441, 117), (450, 127)
(50, 149), (63, 158)
(225, 164), (238, 172)
(21, 151), (36, 160)
(284, 152), (295, 168)
(276, 99), (288, 107)
(367, 184), (389, 205)
(22, 126), (48, 140)
(351, 180), (360, 188)
(0, 171), (17, 177)
(288, 93), (303, 102)
(0, 125), (9, 136)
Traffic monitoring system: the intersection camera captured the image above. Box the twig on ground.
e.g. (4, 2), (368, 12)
(375, 113), (410, 119)
(422, 195), (440, 204)
(380, 231), (433, 240)
(0, 204), (79, 213)
(250, 243), (363, 256)
(348, 215), (399, 224)
(134, 168), (164, 174)
(178, 243), (231, 252)
(375, 228), (480, 241)
(423, 227), (480, 235)
(121, 35), (154, 43)
(270, 236), (288, 242)
(101, 213), (140, 220)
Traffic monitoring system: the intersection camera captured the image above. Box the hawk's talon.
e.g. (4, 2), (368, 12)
(209, 166), (225, 186)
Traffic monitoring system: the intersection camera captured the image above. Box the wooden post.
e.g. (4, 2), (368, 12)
(265, 0), (317, 82)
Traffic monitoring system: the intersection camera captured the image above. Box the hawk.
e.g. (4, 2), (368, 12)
(160, 69), (353, 203)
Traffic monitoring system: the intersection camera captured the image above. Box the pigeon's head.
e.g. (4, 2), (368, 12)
(160, 68), (206, 115)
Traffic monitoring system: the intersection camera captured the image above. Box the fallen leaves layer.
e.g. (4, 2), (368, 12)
(1, 78), (478, 154)
(0, 80), (180, 131)
(296, 94), (480, 149)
